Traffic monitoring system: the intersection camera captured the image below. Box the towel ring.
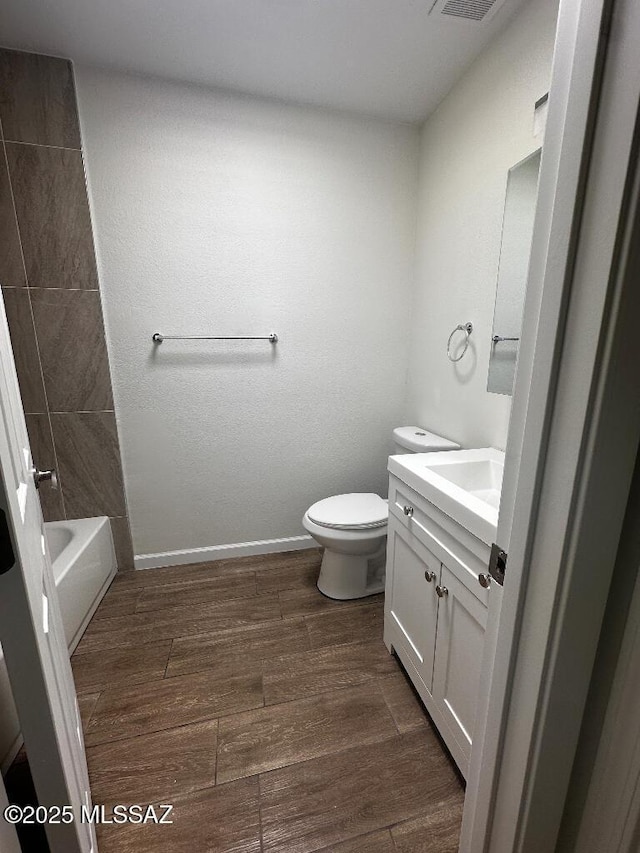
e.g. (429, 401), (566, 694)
(447, 322), (473, 362)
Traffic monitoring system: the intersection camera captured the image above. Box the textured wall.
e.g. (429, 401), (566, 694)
(403, 0), (558, 451)
(75, 66), (420, 560)
(0, 49), (134, 569)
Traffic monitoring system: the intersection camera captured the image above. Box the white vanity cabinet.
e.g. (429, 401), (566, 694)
(384, 472), (491, 778)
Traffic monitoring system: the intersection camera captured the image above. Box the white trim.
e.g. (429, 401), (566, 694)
(134, 534), (316, 570)
(461, 0), (608, 842)
(464, 0), (640, 847)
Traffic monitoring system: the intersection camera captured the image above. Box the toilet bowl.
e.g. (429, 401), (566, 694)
(303, 493), (388, 600)
(304, 427), (460, 600)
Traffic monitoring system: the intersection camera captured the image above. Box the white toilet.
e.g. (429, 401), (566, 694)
(303, 426), (460, 600)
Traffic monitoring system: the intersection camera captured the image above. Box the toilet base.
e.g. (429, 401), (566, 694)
(316, 547), (386, 600)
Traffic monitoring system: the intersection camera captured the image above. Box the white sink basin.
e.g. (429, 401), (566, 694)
(388, 448), (504, 544)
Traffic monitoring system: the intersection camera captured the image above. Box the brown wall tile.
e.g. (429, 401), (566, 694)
(30, 288), (114, 412)
(6, 143), (98, 290)
(2, 286), (47, 413)
(109, 517), (135, 571)
(0, 50), (81, 148)
(0, 151), (25, 287)
(51, 412), (127, 517)
(25, 413), (65, 521)
(0, 50), (131, 573)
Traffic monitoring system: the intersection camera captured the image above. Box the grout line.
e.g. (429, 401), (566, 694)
(30, 288), (100, 294)
(25, 286), (100, 292)
(75, 619), (285, 658)
(163, 640), (173, 679)
(87, 714), (221, 753)
(80, 690), (101, 730)
(133, 589), (261, 617)
(302, 616), (314, 650)
(84, 701), (262, 750)
(257, 769), (266, 853)
(1, 120), (69, 521)
(2, 129), (37, 290)
(225, 727), (405, 791)
(379, 678), (402, 736)
(49, 410), (116, 415)
(3, 138), (81, 152)
(226, 673), (391, 718)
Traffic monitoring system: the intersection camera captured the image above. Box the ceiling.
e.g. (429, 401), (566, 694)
(0, 0), (528, 123)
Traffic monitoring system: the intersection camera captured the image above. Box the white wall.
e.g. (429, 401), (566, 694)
(404, 0), (558, 450)
(75, 68), (419, 559)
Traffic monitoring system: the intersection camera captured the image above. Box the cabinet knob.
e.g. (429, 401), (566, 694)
(435, 585), (448, 598)
(424, 570), (436, 583)
(478, 573), (492, 589)
(403, 505), (414, 517)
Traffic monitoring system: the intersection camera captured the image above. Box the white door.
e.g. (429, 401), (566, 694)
(432, 563), (488, 775)
(385, 519), (440, 692)
(460, 0), (640, 847)
(0, 296), (96, 852)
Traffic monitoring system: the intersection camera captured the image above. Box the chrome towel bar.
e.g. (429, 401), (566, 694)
(492, 335), (520, 344)
(152, 333), (278, 343)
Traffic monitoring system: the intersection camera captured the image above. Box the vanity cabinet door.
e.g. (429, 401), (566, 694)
(432, 563), (488, 770)
(385, 518), (440, 692)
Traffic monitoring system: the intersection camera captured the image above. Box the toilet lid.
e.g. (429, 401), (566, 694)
(307, 493), (388, 530)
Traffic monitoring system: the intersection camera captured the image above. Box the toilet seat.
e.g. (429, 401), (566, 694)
(307, 493), (388, 531)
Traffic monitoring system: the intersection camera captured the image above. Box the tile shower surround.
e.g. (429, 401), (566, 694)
(0, 48), (134, 569)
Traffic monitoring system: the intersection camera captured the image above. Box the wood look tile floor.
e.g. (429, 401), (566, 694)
(73, 548), (464, 853)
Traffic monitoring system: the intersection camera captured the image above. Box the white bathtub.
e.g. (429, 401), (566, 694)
(47, 517), (117, 651)
(0, 516), (116, 771)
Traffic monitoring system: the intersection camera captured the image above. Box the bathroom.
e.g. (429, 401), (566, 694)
(3, 0), (640, 850)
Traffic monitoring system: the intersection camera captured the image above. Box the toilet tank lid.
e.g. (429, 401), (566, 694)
(393, 426), (460, 453)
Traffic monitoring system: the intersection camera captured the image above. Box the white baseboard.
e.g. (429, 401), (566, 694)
(134, 534), (316, 571)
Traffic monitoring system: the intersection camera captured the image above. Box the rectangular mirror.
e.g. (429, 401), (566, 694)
(487, 149), (541, 396)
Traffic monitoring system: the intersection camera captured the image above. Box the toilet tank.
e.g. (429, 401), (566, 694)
(392, 426), (460, 455)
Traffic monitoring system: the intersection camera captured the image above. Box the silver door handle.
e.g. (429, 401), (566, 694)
(403, 505), (414, 517)
(425, 570), (436, 583)
(435, 585), (448, 598)
(34, 469), (58, 490)
(478, 573), (492, 588)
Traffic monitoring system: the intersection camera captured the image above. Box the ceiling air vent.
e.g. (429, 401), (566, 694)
(429, 0), (508, 24)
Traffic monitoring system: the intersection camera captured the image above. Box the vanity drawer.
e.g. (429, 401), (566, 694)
(388, 474), (490, 606)
(390, 477), (434, 535)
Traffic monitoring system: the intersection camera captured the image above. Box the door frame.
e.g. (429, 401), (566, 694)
(0, 291), (96, 852)
(571, 479), (640, 853)
(462, 0), (640, 848)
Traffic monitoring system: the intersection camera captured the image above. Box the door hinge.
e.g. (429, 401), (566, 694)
(489, 543), (507, 587)
(0, 509), (16, 575)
